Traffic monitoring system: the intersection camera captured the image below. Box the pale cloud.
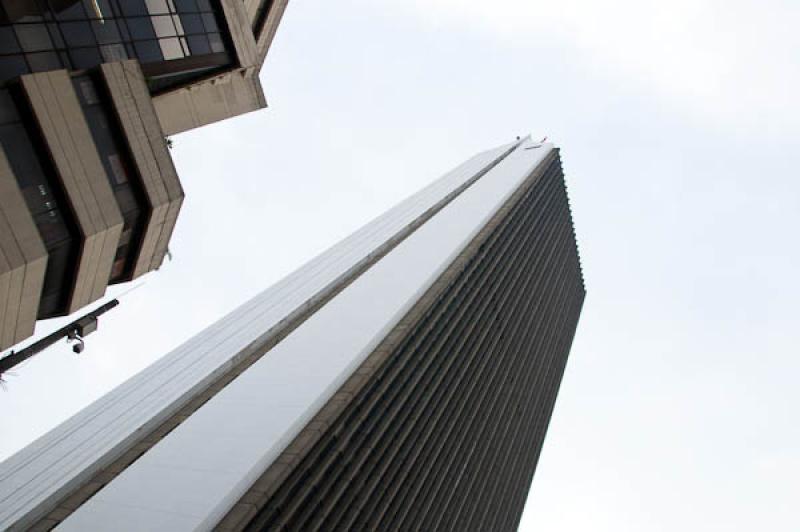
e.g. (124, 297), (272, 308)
(2, 3), (798, 530)
(377, 0), (800, 129)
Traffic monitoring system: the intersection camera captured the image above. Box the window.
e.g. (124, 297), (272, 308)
(60, 21), (95, 47)
(0, 0), (232, 88)
(14, 24), (52, 52)
(25, 51), (61, 72)
(107, 154), (128, 184)
(92, 19), (122, 44)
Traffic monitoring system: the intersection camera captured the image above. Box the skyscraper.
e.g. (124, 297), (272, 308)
(0, 136), (584, 531)
(0, 0), (289, 350)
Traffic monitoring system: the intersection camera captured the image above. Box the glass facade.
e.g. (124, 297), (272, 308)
(0, 0), (232, 91)
(0, 87), (77, 318)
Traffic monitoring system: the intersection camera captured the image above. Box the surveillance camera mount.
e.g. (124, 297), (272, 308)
(0, 299), (119, 376)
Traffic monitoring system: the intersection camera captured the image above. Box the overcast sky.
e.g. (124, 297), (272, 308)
(2, 1), (799, 530)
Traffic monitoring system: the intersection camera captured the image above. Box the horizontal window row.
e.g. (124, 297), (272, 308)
(0, 32), (225, 80)
(1, 0), (215, 24)
(0, 33), (225, 59)
(0, 14), (219, 54)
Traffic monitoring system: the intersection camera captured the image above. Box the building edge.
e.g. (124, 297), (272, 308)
(0, 139), (522, 531)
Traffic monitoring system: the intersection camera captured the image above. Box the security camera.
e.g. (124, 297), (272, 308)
(72, 339), (85, 354)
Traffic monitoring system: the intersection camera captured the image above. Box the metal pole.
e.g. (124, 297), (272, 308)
(0, 299), (119, 377)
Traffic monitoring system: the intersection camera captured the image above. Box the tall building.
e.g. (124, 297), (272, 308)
(0, 136), (584, 531)
(0, 0), (289, 350)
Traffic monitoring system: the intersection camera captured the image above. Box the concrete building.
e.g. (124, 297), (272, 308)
(0, 0), (289, 350)
(0, 136), (585, 531)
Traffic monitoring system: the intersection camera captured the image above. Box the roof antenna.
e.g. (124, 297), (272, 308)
(525, 136), (549, 150)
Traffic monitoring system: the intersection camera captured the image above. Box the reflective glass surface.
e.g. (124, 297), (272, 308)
(0, 0), (231, 89)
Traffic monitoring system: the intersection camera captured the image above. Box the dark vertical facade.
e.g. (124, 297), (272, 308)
(243, 151), (584, 531)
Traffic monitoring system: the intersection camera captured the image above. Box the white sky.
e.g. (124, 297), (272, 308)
(2, 1), (799, 530)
